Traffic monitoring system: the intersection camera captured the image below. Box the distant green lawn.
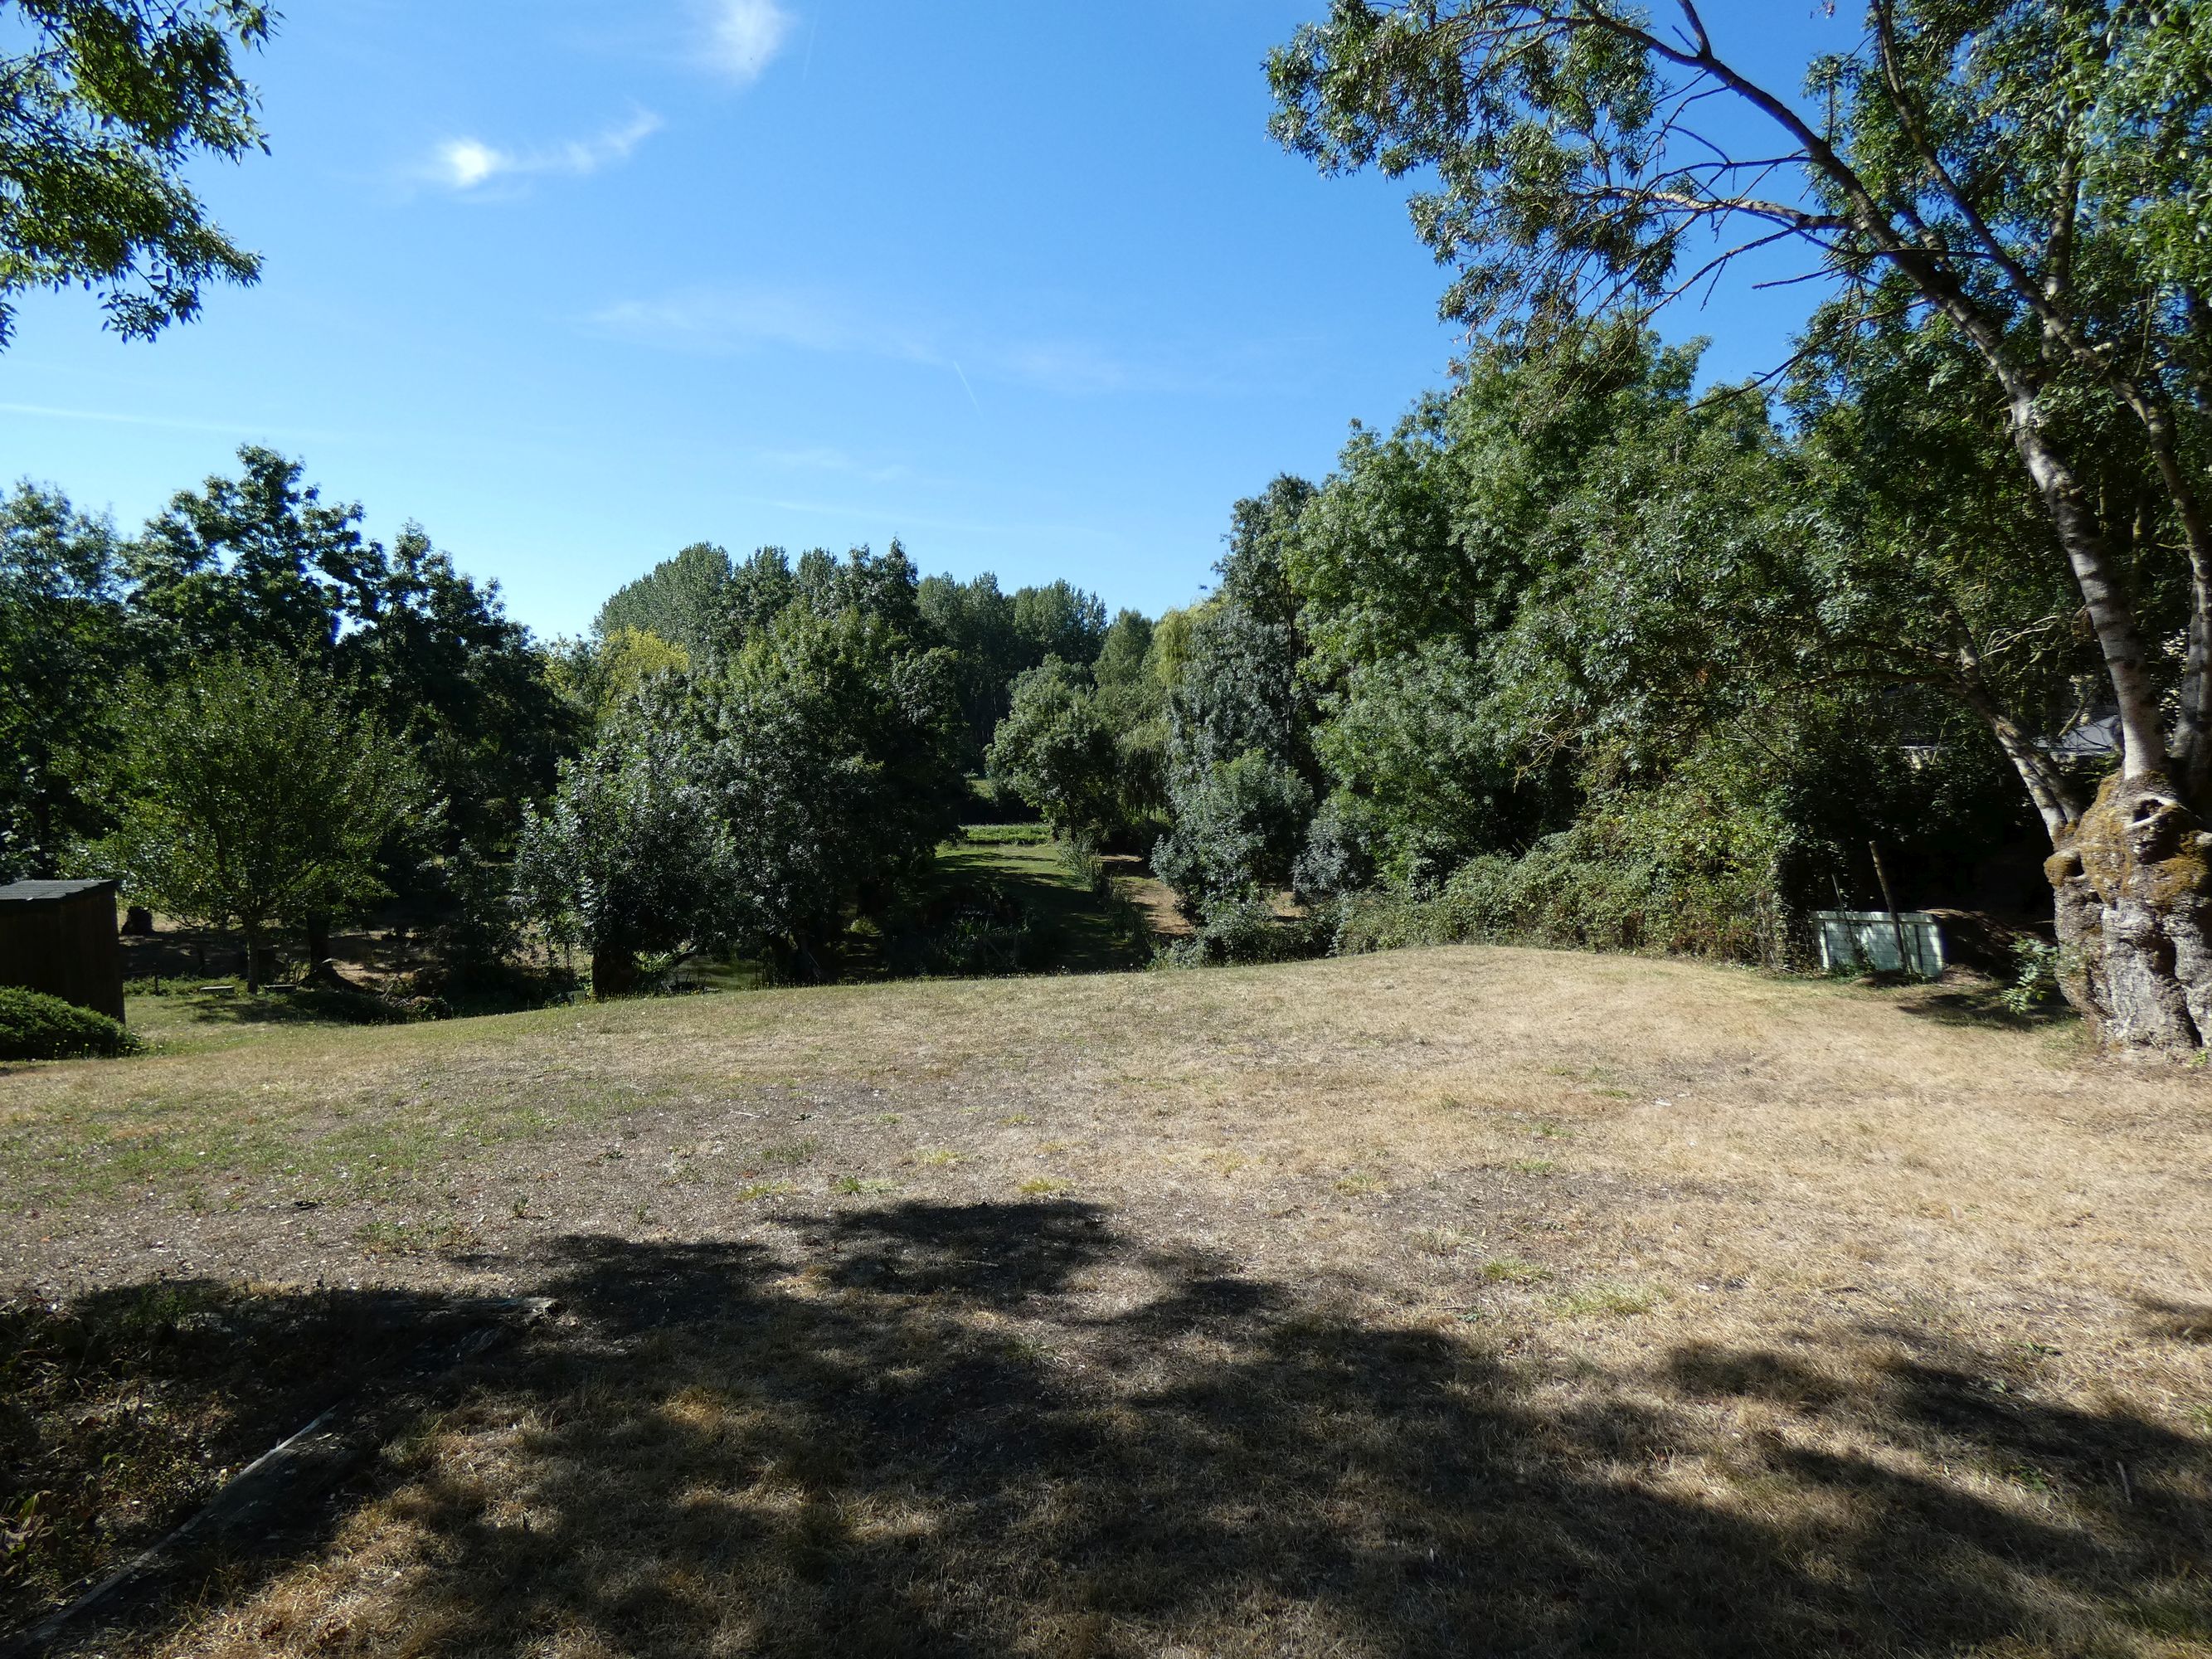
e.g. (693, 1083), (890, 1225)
(931, 824), (1151, 975)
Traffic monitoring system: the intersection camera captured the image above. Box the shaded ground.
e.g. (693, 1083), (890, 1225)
(928, 826), (1157, 974)
(3, 946), (2210, 1655)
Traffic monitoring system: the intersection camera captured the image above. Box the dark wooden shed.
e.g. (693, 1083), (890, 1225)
(0, 879), (125, 1023)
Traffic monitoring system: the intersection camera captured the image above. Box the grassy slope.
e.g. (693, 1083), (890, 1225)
(2, 946), (2210, 1656)
(926, 825), (1153, 975)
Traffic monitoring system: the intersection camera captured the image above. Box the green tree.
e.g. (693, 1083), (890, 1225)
(720, 547), (801, 651)
(793, 542), (923, 635)
(1156, 494), (1320, 920)
(343, 523), (579, 859)
(1091, 609), (1159, 724)
(0, 483), (127, 877)
(699, 606), (969, 978)
(0, 0), (270, 346)
(1012, 579), (1107, 667)
(548, 625), (691, 732)
(128, 449), (576, 862)
(1092, 610), (1171, 840)
(594, 542), (732, 659)
(95, 654), (427, 990)
(125, 445), (371, 660)
(513, 714), (736, 999)
(1153, 747), (1315, 918)
(1271, 0), (2212, 1048)
(919, 571), (1023, 765)
(987, 659), (1121, 840)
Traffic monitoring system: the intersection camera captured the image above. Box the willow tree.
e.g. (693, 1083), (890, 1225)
(1271, 0), (2212, 1048)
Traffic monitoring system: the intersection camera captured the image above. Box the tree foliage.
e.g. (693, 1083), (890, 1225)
(114, 446), (575, 857)
(522, 603), (968, 991)
(513, 713), (737, 999)
(0, 483), (127, 877)
(1271, 0), (2212, 1046)
(701, 606), (968, 976)
(593, 542), (732, 659)
(986, 659), (1121, 841)
(94, 653), (427, 989)
(0, 0), (271, 345)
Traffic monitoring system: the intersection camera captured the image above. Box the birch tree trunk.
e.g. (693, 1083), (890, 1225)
(2006, 417), (2212, 1049)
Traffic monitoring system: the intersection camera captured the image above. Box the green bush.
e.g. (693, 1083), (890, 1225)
(1164, 895), (1337, 967)
(1998, 938), (2066, 1015)
(1333, 781), (1789, 967)
(0, 987), (139, 1061)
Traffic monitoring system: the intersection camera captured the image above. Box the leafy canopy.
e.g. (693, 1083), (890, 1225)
(0, 0), (271, 345)
(94, 652), (428, 986)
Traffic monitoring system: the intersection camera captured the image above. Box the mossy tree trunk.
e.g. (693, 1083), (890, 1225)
(2047, 775), (2212, 1050)
(1994, 421), (2212, 1053)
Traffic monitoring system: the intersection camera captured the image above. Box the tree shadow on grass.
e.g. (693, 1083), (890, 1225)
(1886, 975), (2080, 1035)
(27, 1201), (2212, 1657)
(1, 1280), (472, 1636)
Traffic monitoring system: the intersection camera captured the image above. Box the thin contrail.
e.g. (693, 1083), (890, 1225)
(950, 360), (982, 414)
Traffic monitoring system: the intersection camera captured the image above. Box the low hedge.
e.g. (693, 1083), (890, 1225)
(0, 986), (139, 1061)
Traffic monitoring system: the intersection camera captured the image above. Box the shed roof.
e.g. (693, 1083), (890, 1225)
(0, 879), (118, 907)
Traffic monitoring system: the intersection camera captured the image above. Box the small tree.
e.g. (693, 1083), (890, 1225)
(1155, 748), (1315, 917)
(513, 716), (736, 998)
(987, 659), (1121, 842)
(1155, 503), (1322, 921)
(703, 606), (969, 978)
(96, 654), (426, 989)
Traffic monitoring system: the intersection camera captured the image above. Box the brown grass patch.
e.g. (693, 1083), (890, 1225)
(1, 944), (2209, 1655)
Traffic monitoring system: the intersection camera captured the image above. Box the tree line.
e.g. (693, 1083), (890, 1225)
(1257, 0), (2212, 1053)
(4, 0), (2207, 1051)
(0, 313), (2178, 1024)
(519, 540), (1173, 990)
(0, 455), (1181, 997)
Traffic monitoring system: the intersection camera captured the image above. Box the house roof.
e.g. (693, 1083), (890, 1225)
(0, 879), (118, 907)
(2047, 713), (2122, 757)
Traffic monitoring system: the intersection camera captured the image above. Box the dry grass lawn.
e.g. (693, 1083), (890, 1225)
(3, 944), (2210, 1657)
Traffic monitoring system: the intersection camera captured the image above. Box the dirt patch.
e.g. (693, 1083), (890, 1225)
(1102, 854), (1190, 939)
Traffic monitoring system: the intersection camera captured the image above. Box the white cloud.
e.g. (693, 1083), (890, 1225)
(586, 285), (1245, 398)
(587, 287), (936, 362)
(427, 109), (663, 193)
(699, 0), (795, 83)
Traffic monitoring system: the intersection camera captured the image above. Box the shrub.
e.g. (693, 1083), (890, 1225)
(1998, 938), (2065, 1015)
(1154, 750), (1314, 916)
(1333, 782), (1789, 967)
(1165, 894), (1337, 966)
(0, 987), (138, 1061)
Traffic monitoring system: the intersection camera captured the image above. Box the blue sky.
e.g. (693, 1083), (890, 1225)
(1, 1), (1853, 639)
